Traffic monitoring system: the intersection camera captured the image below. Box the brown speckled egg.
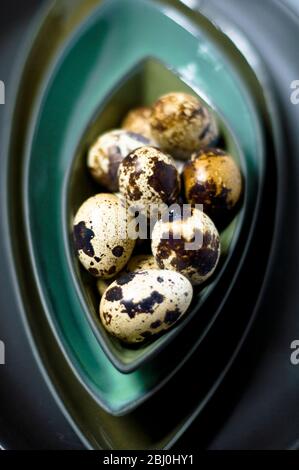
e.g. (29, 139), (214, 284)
(126, 254), (158, 272)
(118, 146), (181, 215)
(183, 148), (242, 222)
(99, 269), (193, 343)
(87, 129), (153, 191)
(73, 194), (135, 278)
(150, 92), (218, 159)
(151, 208), (220, 285)
(122, 107), (154, 141)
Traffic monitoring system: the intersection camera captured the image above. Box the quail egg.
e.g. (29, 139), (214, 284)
(87, 129), (153, 191)
(126, 254), (158, 272)
(183, 148), (242, 223)
(100, 269), (193, 343)
(118, 146), (181, 215)
(122, 107), (154, 141)
(151, 208), (220, 285)
(73, 193), (135, 278)
(150, 92), (218, 159)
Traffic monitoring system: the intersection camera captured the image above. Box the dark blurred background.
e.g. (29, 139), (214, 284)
(0, 0), (84, 450)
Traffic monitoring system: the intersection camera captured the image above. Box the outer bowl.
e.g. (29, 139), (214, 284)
(6, 0), (276, 446)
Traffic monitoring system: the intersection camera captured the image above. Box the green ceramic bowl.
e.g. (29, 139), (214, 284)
(23, 0), (264, 415)
(69, 56), (244, 372)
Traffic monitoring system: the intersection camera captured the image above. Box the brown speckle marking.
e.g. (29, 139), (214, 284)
(108, 266), (116, 275)
(147, 158), (180, 204)
(116, 272), (136, 286)
(88, 267), (99, 276)
(112, 246), (124, 257)
(73, 221), (95, 257)
(164, 308), (181, 325)
(150, 320), (162, 329)
(120, 291), (164, 319)
(105, 286), (123, 302)
(103, 311), (112, 325)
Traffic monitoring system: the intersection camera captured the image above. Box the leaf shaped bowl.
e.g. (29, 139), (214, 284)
(69, 56), (245, 372)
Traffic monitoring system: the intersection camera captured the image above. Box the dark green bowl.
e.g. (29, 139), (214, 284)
(7, 0), (278, 449)
(23, 0), (265, 415)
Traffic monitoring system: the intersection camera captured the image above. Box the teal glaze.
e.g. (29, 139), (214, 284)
(25, 0), (263, 414)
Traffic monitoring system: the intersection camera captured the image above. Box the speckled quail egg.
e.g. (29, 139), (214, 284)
(151, 208), (220, 285)
(150, 92), (218, 159)
(122, 107), (154, 141)
(87, 129), (153, 191)
(183, 148), (242, 223)
(126, 254), (158, 272)
(99, 269), (193, 343)
(118, 146), (181, 215)
(73, 193), (135, 278)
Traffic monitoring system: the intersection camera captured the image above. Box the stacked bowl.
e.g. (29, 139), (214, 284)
(7, 0), (277, 448)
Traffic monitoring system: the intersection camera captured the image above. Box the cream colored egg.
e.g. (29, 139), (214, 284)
(100, 269), (193, 343)
(151, 208), (220, 285)
(73, 193), (135, 278)
(122, 107), (154, 141)
(87, 129), (153, 191)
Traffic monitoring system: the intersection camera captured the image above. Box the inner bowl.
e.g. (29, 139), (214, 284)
(68, 57), (245, 372)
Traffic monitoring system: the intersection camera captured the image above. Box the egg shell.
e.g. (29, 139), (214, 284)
(118, 146), (181, 215)
(183, 148), (242, 222)
(151, 208), (220, 285)
(73, 193), (135, 279)
(122, 107), (154, 141)
(150, 92), (218, 159)
(87, 129), (153, 191)
(126, 254), (158, 272)
(100, 269), (193, 343)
